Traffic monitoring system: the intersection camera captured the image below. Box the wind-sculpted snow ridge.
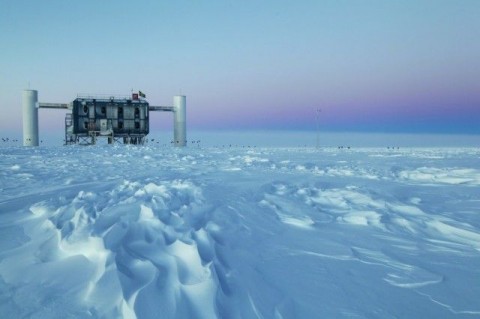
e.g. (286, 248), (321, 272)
(1, 179), (220, 318)
(397, 167), (480, 186)
(1, 146), (480, 318)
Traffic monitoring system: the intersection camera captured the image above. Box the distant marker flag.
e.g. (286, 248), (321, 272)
(139, 91), (146, 98)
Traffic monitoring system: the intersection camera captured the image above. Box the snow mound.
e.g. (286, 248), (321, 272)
(398, 167), (480, 185)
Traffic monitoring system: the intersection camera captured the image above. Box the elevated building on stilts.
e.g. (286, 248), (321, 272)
(22, 90), (187, 147)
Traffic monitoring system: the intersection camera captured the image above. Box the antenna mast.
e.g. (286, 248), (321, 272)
(316, 108), (321, 149)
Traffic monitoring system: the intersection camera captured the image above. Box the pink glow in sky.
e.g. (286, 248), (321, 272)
(1, 0), (479, 134)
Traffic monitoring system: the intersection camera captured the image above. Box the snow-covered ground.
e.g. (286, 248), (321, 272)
(1, 145), (479, 318)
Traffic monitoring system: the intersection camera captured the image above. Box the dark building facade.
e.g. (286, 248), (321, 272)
(70, 97), (149, 144)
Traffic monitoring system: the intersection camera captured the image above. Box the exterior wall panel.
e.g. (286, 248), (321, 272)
(72, 98), (149, 136)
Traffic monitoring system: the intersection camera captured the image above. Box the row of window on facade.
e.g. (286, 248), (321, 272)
(82, 106), (143, 117)
(83, 121), (143, 129)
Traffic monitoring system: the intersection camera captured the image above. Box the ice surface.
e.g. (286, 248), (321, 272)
(1, 146), (480, 318)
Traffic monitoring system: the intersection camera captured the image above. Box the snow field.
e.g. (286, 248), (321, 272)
(1, 146), (479, 318)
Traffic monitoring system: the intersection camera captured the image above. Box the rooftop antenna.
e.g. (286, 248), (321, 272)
(315, 108), (321, 149)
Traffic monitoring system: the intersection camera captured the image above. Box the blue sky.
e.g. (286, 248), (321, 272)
(1, 0), (479, 134)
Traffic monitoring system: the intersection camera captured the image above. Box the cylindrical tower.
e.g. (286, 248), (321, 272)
(23, 90), (39, 146)
(173, 95), (186, 147)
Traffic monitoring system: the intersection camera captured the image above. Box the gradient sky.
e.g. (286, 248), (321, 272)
(1, 0), (479, 134)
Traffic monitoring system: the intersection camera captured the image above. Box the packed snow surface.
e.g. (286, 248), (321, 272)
(1, 146), (479, 318)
